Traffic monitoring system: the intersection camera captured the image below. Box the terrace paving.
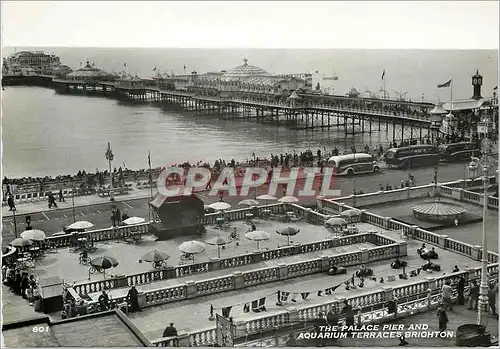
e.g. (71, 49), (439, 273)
(122, 229), (482, 341)
(28, 220), (370, 285)
(363, 197), (499, 251)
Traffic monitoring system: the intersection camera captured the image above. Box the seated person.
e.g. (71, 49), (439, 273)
(79, 250), (88, 262)
(328, 266), (338, 275)
(417, 243), (427, 255)
(427, 247), (438, 259)
(391, 258), (407, 269)
(98, 290), (111, 310)
(452, 265), (459, 273)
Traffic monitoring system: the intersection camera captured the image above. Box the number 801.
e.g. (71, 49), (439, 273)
(32, 326), (49, 333)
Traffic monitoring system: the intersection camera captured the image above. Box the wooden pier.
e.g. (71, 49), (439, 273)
(51, 78), (435, 144)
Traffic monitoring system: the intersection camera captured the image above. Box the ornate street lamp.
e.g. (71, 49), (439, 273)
(475, 138), (496, 327)
(105, 142), (114, 201)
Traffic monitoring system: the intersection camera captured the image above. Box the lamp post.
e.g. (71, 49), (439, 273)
(474, 138), (495, 327)
(12, 207), (17, 238)
(105, 142), (114, 201)
(25, 215), (32, 229)
(71, 181), (76, 223)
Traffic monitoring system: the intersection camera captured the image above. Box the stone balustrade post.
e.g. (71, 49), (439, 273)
(316, 196), (325, 210)
(176, 331), (191, 347)
(471, 245), (481, 261)
(426, 277), (436, 291)
(252, 251), (263, 263)
(321, 256), (331, 272)
(398, 241), (408, 257)
(465, 267), (476, 282)
(234, 320), (247, 339)
(185, 281), (198, 299)
(115, 276), (129, 288)
(287, 307), (299, 326)
(303, 208), (312, 222)
(210, 258), (221, 271)
(383, 217), (391, 229)
(233, 271), (244, 289)
(338, 203), (345, 214)
(359, 209), (367, 222)
(383, 287), (393, 302)
(292, 243), (302, 255)
(451, 188), (463, 201)
(278, 263), (289, 280)
(164, 266), (176, 279)
(438, 235), (448, 249)
(410, 225), (419, 239)
(360, 248), (369, 264)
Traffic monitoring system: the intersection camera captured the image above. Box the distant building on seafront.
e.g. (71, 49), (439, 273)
(2, 51), (72, 77)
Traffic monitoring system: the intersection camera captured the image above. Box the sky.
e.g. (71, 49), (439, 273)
(1, 1), (499, 49)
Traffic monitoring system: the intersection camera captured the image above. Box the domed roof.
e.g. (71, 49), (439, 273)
(66, 61), (112, 78)
(412, 201), (467, 218)
(223, 59), (270, 81)
(430, 102), (448, 115)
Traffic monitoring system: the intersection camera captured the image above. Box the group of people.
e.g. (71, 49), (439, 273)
(2, 265), (40, 305)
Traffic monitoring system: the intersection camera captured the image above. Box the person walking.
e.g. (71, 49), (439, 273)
(127, 286), (141, 312)
(58, 189), (65, 203)
(7, 194), (15, 211)
(437, 304), (449, 333)
(48, 192), (58, 208)
(488, 283), (497, 316)
(468, 280), (479, 310)
(341, 300), (355, 328)
(441, 280), (453, 311)
(457, 276), (466, 305)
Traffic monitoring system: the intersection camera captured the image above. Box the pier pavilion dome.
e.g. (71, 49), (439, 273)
(65, 61), (115, 81)
(222, 59), (270, 81)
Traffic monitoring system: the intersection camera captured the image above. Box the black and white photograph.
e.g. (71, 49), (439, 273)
(1, 1), (499, 347)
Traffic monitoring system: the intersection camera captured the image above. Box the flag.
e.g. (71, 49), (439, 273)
(437, 79), (452, 88)
(153, 67), (157, 71)
(148, 151), (151, 168)
(280, 291), (290, 302)
(251, 297), (267, 312)
(381, 70), (385, 80)
(184, 64), (187, 70)
(494, 86), (498, 90)
(331, 284), (342, 293)
(243, 303), (250, 313)
(124, 62), (127, 68)
(222, 306), (232, 317)
(301, 292), (310, 300)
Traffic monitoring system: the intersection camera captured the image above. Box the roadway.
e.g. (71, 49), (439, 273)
(1, 162), (475, 245)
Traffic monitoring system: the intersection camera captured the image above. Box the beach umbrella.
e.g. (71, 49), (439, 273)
(245, 230), (270, 250)
(278, 195), (300, 203)
(68, 221), (94, 230)
(257, 194), (277, 201)
(9, 238), (33, 247)
(209, 202), (231, 211)
(124, 217), (146, 225)
(90, 256), (118, 279)
(204, 205), (216, 213)
(340, 209), (361, 217)
(325, 217), (348, 227)
(276, 227), (300, 245)
(142, 250), (170, 263)
(20, 229), (46, 241)
(205, 236), (232, 259)
(178, 240), (206, 263)
(238, 199), (260, 207)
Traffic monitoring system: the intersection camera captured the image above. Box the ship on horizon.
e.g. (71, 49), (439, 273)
(322, 69), (339, 81)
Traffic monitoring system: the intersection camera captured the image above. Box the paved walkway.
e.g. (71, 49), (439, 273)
(28, 221), (379, 286)
(2, 284), (48, 324)
(126, 234), (481, 340)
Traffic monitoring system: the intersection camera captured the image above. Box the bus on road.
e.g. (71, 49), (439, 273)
(384, 145), (440, 169)
(327, 153), (380, 176)
(438, 142), (479, 162)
